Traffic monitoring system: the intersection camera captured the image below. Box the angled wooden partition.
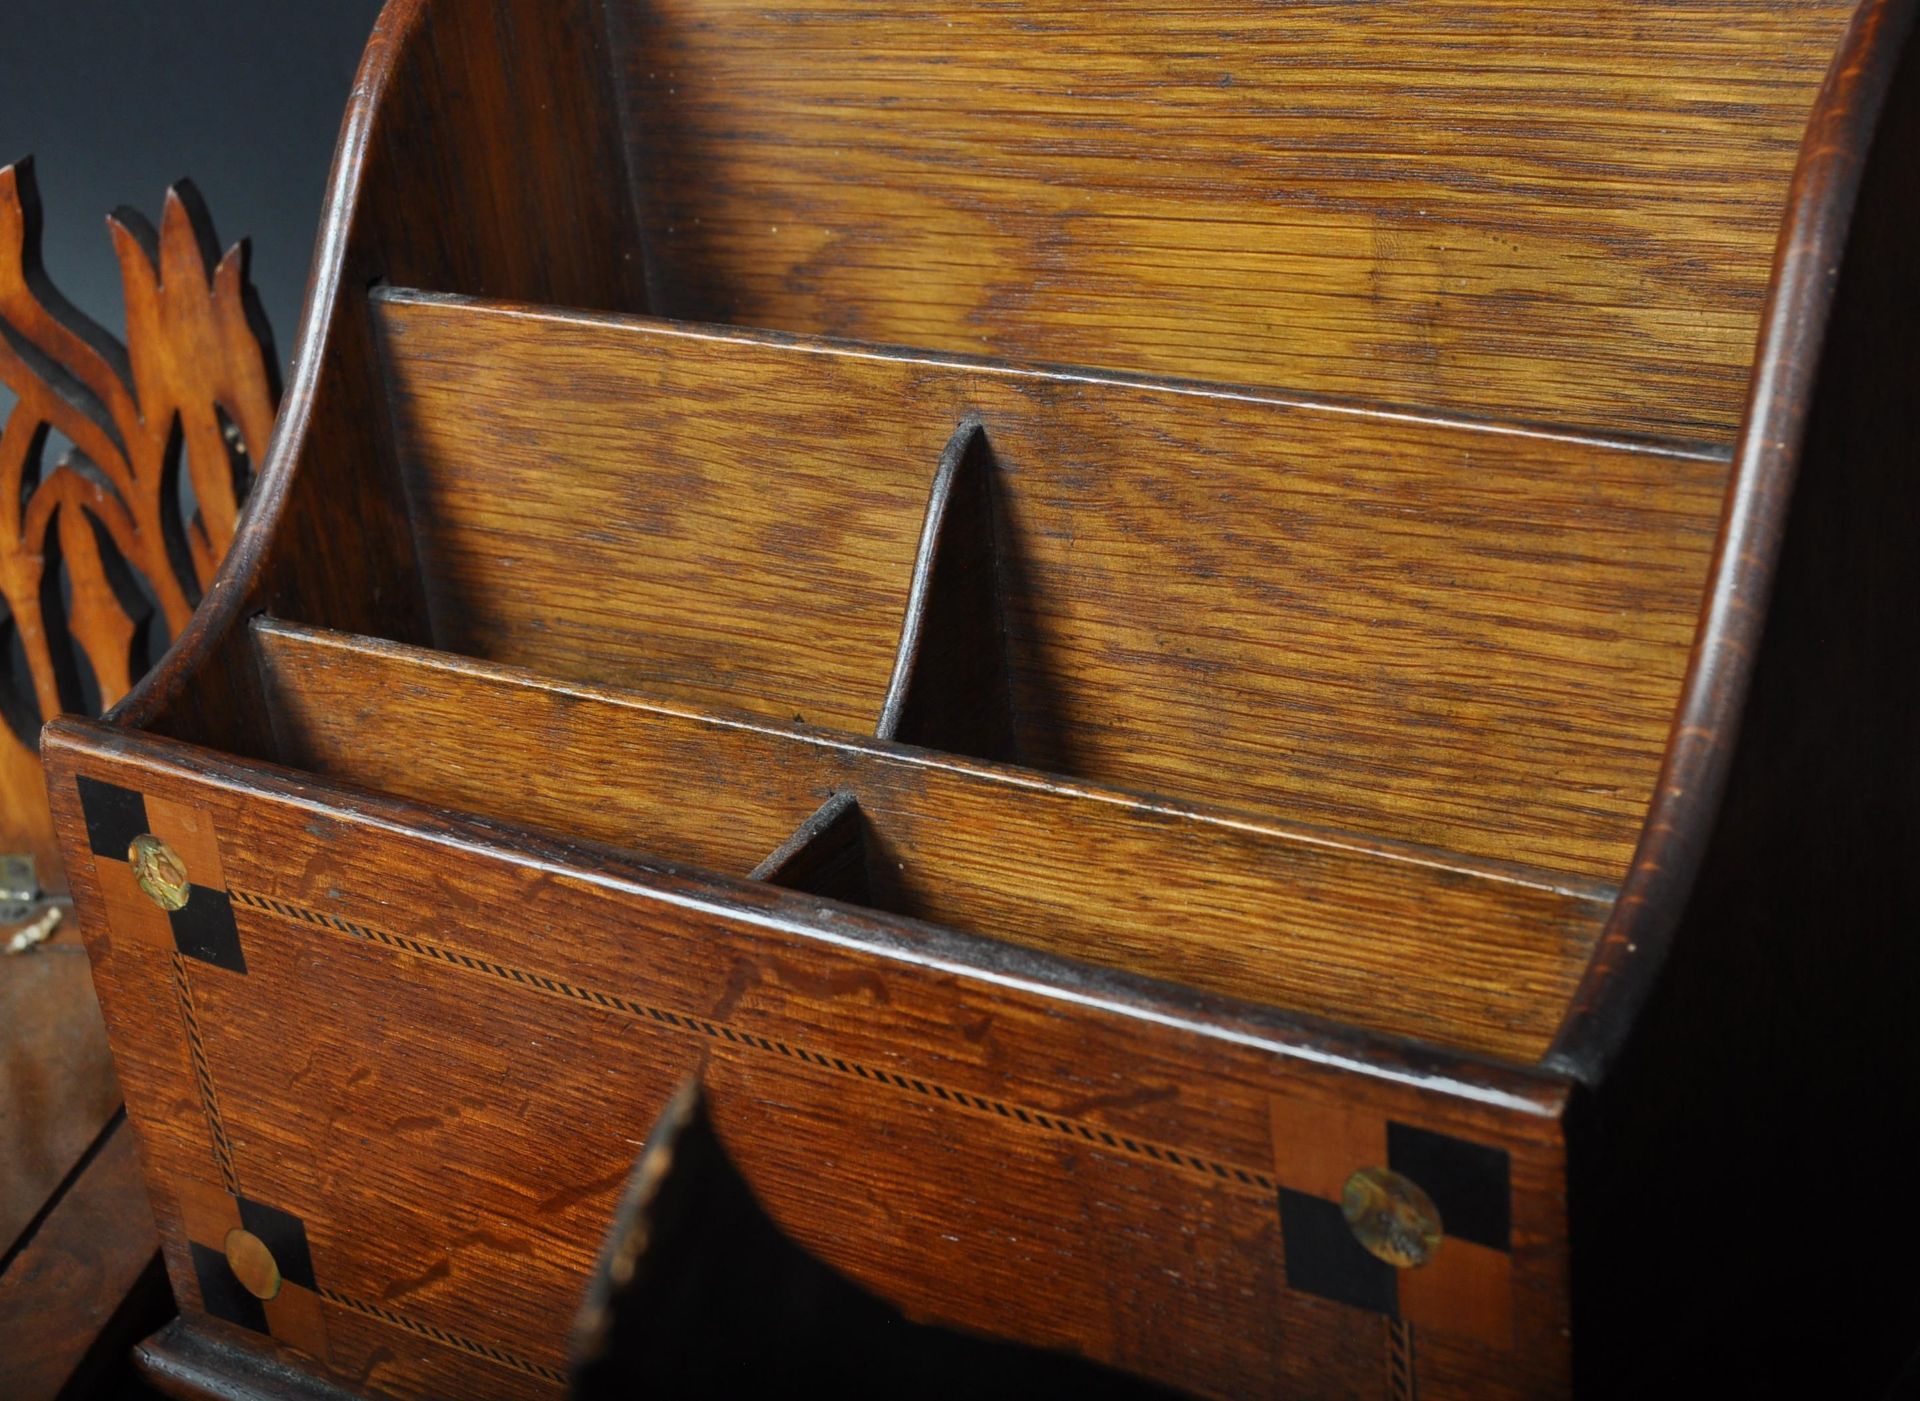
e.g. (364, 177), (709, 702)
(374, 289), (1726, 882)
(251, 618), (1608, 1059)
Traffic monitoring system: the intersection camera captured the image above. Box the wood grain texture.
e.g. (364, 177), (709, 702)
(0, 158), (277, 886)
(0, 1119), (167, 1401)
(1558, 2), (1920, 1392)
(374, 289), (1725, 882)
(47, 716), (1576, 1400)
(1553, 0), (1920, 1075)
(252, 617), (1609, 1059)
(605, 0), (1854, 442)
(0, 944), (123, 1261)
(51, 0), (1920, 1392)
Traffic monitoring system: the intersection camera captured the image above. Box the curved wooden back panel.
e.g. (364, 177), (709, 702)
(114, 0), (647, 752)
(606, 0), (1856, 441)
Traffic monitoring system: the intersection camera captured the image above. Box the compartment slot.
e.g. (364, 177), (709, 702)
(749, 792), (869, 904)
(874, 419), (1016, 762)
(250, 618), (1612, 1060)
(371, 290), (1730, 883)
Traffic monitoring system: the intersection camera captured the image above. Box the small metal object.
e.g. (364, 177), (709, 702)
(224, 1227), (282, 1300)
(5, 905), (63, 954)
(1341, 1165), (1443, 1268)
(3, 853), (70, 953)
(1, 853), (37, 924)
(129, 834), (191, 911)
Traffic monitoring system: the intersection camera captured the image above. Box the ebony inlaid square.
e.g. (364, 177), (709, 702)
(1387, 1122), (1511, 1252)
(180, 1186), (329, 1359)
(190, 1239), (269, 1334)
(1278, 1187), (1398, 1316)
(76, 775), (148, 859)
(1270, 1091), (1519, 1345)
(169, 885), (247, 975)
(238, 1195), (316, 1291)
(78, 775), (248, 974)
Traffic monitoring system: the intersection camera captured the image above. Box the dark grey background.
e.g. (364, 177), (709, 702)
(1, 0), (386, 394)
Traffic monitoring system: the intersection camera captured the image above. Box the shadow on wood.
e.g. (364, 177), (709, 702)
(570, 1082), (1179, 1399)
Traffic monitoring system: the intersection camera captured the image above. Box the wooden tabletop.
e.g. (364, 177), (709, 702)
(0, 936), (168, 1399)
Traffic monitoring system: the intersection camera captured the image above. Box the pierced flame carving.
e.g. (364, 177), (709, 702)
(0, 156), (279, 878)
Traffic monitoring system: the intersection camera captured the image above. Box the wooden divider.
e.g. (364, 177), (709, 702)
(252, 618), (1612, 1061)
(372, 289), (1727, 883)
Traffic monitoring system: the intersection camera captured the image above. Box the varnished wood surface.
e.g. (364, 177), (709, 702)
(1559, 1), (1920, 1392)
(570, 1081), (1177, 1396)
(0, 1119), (167, 1401)
(373, 289), (1726, 884)
(0, 943), (166, 1400)
(1, 944), (123, 1259)
(1553, 0), (1919, 1076)
(253, 617), (1609, 1060)
(56, 0), (1920, 1392)
(48, 715), (1576, 1399)
(606, 0), (1854, 442)
(0, 159), (277, 886)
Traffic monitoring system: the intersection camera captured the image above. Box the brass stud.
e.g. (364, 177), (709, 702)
(1341, 1165), (1443, 1269)
(224, 1227), (282, 1300)
(128, 834), (190, 911)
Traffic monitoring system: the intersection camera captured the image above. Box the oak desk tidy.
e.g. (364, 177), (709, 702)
(42, 1), (1920, 1396)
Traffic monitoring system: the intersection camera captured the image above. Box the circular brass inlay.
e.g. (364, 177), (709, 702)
(127, 834), (189, 911)
(224, 1227), (282, 1300)
(1341, 1166), (1443, 1269)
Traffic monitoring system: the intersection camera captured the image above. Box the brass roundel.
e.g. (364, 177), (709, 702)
(1341, 1165), (1443, 1269)
(127, 834), (190, 911)
(223, 1227), (282, 1300)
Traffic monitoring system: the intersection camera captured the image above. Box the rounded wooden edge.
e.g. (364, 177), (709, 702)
(136, 1316), (366, 1401)
(1548, 0), (1920, 1079)
(46, 709), (1575, 1116)
(104, 0), (431, 734)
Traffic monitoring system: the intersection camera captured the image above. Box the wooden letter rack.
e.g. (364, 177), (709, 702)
(42, 1), (1920, 1396)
